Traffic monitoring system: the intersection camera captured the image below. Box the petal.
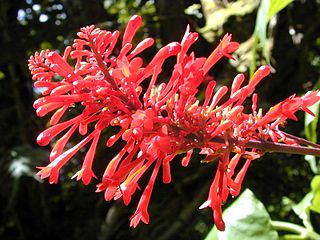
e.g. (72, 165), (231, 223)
(122, 15), (142, 47)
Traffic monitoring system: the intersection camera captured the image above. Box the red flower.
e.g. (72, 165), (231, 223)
(29, 15), (320, 230)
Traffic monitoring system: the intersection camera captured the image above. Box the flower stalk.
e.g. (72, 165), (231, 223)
(211, 136), (320, 156)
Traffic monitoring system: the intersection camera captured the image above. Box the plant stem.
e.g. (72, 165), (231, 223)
(271, 221), (320, 240)
(210, 136), (320, 156)
(245, 139), (320, 156)
(281, 131), (320, 148)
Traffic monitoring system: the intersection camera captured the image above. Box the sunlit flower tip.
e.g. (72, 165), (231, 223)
(50, 84), (73, 96)
(72, 135), (99, 185)
(251, 93), (258, 113)
(122, 188), (140, 206)
(220, 33), (240, 59)
(178, 25), (199, 61)
(302, 91), (320, 107)
(208, 86), (228, 110)
(181, 149), (193, 167)
(214, 209), (225, 231)
(71, 168), (97, 185)
(248, 65), (271, 91)
(37, 165), (60, 184)
(210, 120), (233, 137)
(47, 51), (74, 77)
(148, 42), (181, 67)
(162, 162), (171, 184)
(230, 160), (252, 197)
(78, 25), (95, 38)
(231, 73), (245, 95)
(49, 125), (78, 162)
(122, 15), (142, 47)
(128, 38), (154, 59)
(228, 105), (244, 120)
(102, 153), (125, 180)
(104, 184), (119, 201)
(106, 130), (125, 147)
(36, 119), (76, 146)
(203, 81), (216, 107)
(36, 166), (52, 179)
(130, 210), (150, 228)
(50, 105), (69, 125)
(203, 34), (239, 74)
(181, 24), (191, 41)
(95, 182), (107, 192)
(36, 130), (55, 146)
(41, 133), (95, 182)
(36, 102), (67, 117)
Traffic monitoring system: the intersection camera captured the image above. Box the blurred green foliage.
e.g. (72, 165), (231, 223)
(0, 0), (320, 239)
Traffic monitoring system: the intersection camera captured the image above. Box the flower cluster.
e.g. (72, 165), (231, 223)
(28, 15), (320, 230)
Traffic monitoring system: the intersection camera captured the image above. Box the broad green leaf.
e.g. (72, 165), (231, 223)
(204, 189), (278, 240)
(292, 175), (320, 229)
(311, 175), (320, 214)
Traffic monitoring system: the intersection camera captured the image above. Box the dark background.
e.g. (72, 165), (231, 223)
(1, 0), (319, 239)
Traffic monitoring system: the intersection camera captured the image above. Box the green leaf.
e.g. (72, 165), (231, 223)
(304, 103), (319, 173)
(268, 0), (294, 21)
(255, 0), (294, 43)
(254, 0), (293, 65)
(305, 155), (318, 175)
(304, 103), (319, 143)
(311, 175), (320, 214)
(254, 0), (269, 46)
(204, 189), (278, 240)
(292, 192), (313, 229)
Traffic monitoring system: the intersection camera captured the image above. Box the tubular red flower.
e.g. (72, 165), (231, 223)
(181, 149), (193, 167)
(29, 15), (320, 231)
(71, 132), (100, 185)
(202, 33), (240, 74)
(122, 15), (142, 47)
(130, 158), (161, 227)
